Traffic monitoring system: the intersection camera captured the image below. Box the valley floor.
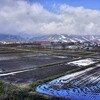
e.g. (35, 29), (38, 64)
(0, 46), (100, 100)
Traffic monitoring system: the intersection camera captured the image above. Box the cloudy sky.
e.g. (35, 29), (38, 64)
(0, 0), (100, 36)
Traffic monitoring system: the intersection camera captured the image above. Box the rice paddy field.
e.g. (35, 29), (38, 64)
(36, 59), (100, 100)
(0, 47), (100, 100)
(0, 47), (79, 84)
(0, 53), (73, 72)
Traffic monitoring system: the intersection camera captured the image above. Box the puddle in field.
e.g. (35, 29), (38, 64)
(0, 56), (19, 61)
(53, 56), (68, 59)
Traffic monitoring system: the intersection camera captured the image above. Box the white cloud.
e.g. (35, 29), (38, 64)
(0, 0), (100, 35)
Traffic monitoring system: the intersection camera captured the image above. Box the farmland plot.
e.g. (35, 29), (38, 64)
(0, 62), (78, 84)
(0, 49), (79, 84)
(0, 53), (73, 72)
(36, 61), (100, 100)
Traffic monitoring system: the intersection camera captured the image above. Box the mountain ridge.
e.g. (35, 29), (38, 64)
(0, 34), (100, 42)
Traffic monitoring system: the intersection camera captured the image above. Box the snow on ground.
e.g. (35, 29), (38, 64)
(67, 58), (96, 67)
(36, 84), (100, 100)
(48, 67), (94, 84)
(0, 69), (33, 77)
(36, 64), (100, 100)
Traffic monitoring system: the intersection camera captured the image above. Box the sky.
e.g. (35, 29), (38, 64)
(0, 0), (100, 36)
(29, 0), (100, 11)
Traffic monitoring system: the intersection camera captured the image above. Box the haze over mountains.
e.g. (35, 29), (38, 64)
(0, 34), (100, 43)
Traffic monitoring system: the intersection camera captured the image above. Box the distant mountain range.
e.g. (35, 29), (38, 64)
(0, 34), (100, 43)
(0, 34), (23, 41)
(30, 34), (100, 43)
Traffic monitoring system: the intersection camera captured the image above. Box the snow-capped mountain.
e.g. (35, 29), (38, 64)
(0, 34), (100, 43)
(30, 34), (100, 43)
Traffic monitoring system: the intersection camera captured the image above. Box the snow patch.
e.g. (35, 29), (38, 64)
(67, 58), (96, 67)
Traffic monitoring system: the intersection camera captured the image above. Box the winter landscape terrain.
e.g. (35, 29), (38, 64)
(36, 59), (100, 100)
(0, 0), (100, 100)
(0, 34), (100, 42)
(0, 44), (99, 100)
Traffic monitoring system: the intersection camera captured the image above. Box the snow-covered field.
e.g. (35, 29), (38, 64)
(36, 64), (100, 100)
(67, 58), (96, 67)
